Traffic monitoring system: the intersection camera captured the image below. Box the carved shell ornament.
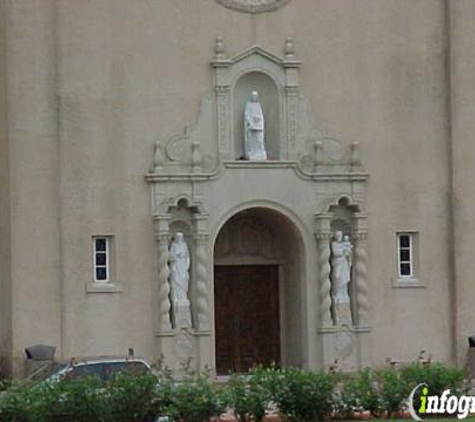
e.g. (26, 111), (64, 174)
(216, 0), (291, 13)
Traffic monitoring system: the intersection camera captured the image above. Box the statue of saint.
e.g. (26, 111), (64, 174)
(244, 91), (267, 160)
(169, 232), (190, 307)
(331, 231), (352, 304)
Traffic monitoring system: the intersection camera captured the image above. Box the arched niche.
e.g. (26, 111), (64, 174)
(212, 45), (301, 160)
(233, 71), (280, 160)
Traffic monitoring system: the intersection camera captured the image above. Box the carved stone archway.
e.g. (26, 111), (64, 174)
(213, 207), (306, 372)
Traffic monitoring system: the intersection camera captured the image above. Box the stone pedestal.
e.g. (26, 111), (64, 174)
(334, 302), (352, 326)
(319, 326), (370, 372)
(174, 303), (192, 328)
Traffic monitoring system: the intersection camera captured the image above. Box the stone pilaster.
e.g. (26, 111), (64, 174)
(215, 85), (231, 159)
(284, 86), (299, 159)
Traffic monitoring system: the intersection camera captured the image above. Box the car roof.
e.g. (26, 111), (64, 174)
(61, 356), (151, 367)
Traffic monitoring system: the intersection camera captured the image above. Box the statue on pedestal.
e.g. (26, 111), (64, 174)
(244, 91), (267, 160)
(331, 231), (352, 304)
(169, 232), (192, 327)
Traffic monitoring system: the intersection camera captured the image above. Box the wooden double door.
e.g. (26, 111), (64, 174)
(214, 265), (280, 374)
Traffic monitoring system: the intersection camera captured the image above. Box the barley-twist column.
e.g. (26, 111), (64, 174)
(194, 234), (210, 331)
(157, 234), (172, 331)
(316, 232), (333, 328)
(354, 232), (370, 327)
(154, 214), (172, 332)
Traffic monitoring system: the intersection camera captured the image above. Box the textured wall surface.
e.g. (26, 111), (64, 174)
(2, 0), (471, 374)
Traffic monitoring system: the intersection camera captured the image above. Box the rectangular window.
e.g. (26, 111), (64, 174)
(397, 233), (413, 278)
(93, 236), (110, 282)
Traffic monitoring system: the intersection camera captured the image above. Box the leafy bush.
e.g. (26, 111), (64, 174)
(0, 361), (469, 422)
(166, 372), (224, 422)
(337, 368), (381, 417)
(0, 381), (66, 422)
(376, 367), (409, 416)
(221, 367), (273, 422)
(271, 367), (334, 422)
(401, 362), (467, 396)
(106, 372), (173, 422)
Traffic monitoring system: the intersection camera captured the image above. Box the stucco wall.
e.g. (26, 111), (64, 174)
(2, 0), (461, 371)
(5, 0), (62, 375)
(449, 0), (475, 364)
(0, 0), (12, 375)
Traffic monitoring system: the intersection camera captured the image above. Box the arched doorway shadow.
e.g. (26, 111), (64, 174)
(213, 207), (305, 374)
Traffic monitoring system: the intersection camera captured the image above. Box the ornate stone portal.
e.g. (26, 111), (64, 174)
(146, 38), (370, 373)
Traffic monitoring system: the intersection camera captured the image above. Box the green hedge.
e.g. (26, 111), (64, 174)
(0, 363), (468, 422)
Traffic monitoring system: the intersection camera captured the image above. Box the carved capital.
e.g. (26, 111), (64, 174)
(215, 85), (230, 95)
(285, 86), (299, 96)
(315, 232), (332, 242)
(193, 233), (209, 243)
(354, 232), (368, 241)
(155, 232), (171, 243)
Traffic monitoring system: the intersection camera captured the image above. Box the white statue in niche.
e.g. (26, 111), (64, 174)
(331, 231), (352, 304)
(169, 232), (191, 327)
(244, 91), (267, 160)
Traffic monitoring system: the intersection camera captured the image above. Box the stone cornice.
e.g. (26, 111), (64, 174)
(145, 160), (369, 183)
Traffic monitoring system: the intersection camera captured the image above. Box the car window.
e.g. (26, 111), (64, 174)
(102, 361), (149, 380)
(68, 363), (104, 379)
(28, 362), (68, 382)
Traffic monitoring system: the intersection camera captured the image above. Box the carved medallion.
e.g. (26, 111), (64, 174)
(216, 0), (291, 14)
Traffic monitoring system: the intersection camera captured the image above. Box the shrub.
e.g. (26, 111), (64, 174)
(106, 372), (173, 422)
(401, 362), (468, 396)
(271, 367), (334, 422)
(337, 368), (381, 417)
(221, 367), (273, 422)
(0, 381), (65, 422)
(166, 372), (224, 422)
(376, 367), (409, 417)
(49, 376), (109, 422)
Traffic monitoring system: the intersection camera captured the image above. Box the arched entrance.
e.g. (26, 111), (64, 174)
(213, 207), (305, 374)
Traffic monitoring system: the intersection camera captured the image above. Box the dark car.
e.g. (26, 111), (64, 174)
(27, 356), (152, 383)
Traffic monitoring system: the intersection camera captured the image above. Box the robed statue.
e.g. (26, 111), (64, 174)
(169, 232), (190, 305)
(330, 231), (353, 304)
(244, 91), (267, 160)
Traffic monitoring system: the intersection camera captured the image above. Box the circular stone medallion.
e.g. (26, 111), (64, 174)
(216, 0), (291, 13)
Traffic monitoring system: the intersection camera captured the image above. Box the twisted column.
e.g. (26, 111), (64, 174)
(157, 234), (172, 331)
(354, 232), (370, 327)
(316, 232), (333, 328)
(193, 234), (210, 330)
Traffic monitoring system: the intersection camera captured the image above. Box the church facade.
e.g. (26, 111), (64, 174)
(1, 0), (475, 377)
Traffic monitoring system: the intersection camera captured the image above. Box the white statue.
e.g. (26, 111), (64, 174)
(244, 91), (267, 160)
(331, 231), (352, 304)
(169, 232), (190, 306)
(343, 235), (353, 267)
